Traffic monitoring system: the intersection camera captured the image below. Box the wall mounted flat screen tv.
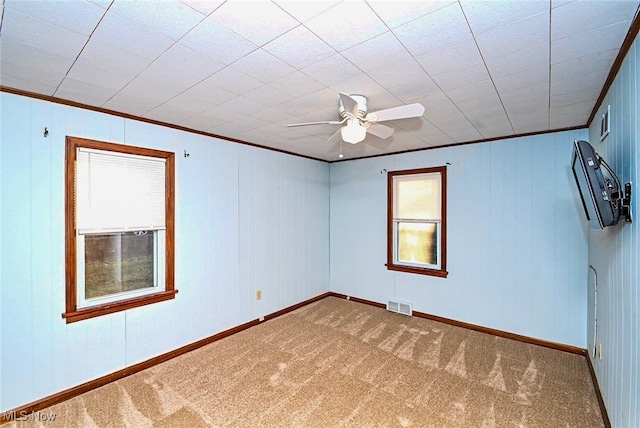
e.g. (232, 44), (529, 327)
(571, 139), (620, 229)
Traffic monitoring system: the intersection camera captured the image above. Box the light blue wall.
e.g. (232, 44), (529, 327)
(0, 92), (330, 412)
(586, 34), (639, 427)
(330, 129), (590, 348)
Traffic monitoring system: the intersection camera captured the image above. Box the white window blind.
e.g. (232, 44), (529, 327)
(393, 173), (441, 221)
(76, 147), (166, 234)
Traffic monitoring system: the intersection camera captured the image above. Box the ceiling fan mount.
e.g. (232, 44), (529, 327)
(286, 93), (425, 147)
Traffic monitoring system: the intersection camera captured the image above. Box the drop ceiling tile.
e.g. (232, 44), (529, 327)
(484, 44), (549, 78)
(552, 0), (639, 41)
(550, 86), (601, 108)
(549, 100), (592, 128)
(415, 37), (483, 76)
(70, 38), (151, 78)
(160, 92), (217, 115)
(368, 59), (440, 101)
(243, 85), (291, 107)
(1, 61), (66, 89)
(55, 77), (118, 105)
(91, 11), (174, 60)
(173, 81), (236, 108)
(501, 84), (549, 113)
(446, 79), (500, 111)
(230, 49), (296, 84)
(431, 62), (491, 92)
(153, 43), (226, 81)
(260, 72), (324, 99)
(301, 53), (362, 87)
(179, 0), (225, 16)
(263, 25), (335, 70)
(132, 63), (200, 96)
(0, 36), (77, 75)
(216, 96), (268, 117)
(393, 3), (471, 57)
(205, 68), (263, 96)
(101, 97), (157, 117)
(551, 21), (632, 64)
(274, 1), (340, 24)
(465, 106), (514, 138)
(368, 0), (456, 29)
(66, 62), (134, 91)
(474, 12), (549, 59)
(208, 0), (299, 46)
(551, 49), (618, 79)
(144, 104), (197, 123)
(511, 114), (550, 134)
(177, 114), (227, 132)
(493, 66), (548, 93)
(2, 9), (89, 57)
(109, 0), (205, 41)
(342, 32), (414, 74)
(0, 76), (57, 96)
(5, 0), (106, 36)
(304, 0), (388, 52)
(180, 18), (258, 65)
(115, 78), (180, 106)
(551, 70), (608, 97)
(248, 105), (290, 124)
(461, 0), (549, 34)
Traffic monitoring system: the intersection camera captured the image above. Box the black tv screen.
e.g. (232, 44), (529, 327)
(571, 139), (619, 229)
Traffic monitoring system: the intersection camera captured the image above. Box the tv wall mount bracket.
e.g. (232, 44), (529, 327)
(619, 182), (632, 223)
(599, 153), (633, 224)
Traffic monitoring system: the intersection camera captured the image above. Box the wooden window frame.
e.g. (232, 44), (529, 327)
(386, 166), (448, 278)
(63, 136), (176, 323)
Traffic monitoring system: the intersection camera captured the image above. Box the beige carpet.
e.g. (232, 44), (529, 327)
(7, 297), (603, 427)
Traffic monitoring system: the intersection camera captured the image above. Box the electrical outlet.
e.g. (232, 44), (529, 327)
(259, 315), (264, 322)
(256, 290), (262, 300)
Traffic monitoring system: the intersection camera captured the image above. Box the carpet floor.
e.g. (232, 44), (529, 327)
(6, 296), (604, 427)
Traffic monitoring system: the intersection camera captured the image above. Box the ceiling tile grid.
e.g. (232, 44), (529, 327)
(1, 0), (638, 161)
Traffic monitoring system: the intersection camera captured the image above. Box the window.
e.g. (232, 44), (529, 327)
(387, 166), (447, 277)
(64, 136), (176, 323)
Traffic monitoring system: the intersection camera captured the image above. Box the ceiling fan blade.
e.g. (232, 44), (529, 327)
(286, 118), (346, 127)
(339, 92), (359, 118)
(366, 123), (395, 139)
(365, 103), (425, 122)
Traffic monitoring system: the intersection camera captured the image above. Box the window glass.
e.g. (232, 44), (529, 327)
(83, 231), (156, 300)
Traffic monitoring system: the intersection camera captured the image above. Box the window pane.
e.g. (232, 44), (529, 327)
(397, 222), (438, 266)
(395, 174), (441, 220)
(84, 231), (155, 299)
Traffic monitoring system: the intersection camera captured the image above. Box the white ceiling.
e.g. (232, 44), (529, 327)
(1, 0), (639, 161)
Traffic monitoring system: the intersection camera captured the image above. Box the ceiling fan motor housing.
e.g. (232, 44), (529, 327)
(339, 94), (368, 122)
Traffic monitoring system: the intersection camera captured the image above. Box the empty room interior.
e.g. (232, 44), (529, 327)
(1, 0), (639, 426)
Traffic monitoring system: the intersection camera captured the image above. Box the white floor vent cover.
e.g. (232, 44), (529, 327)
(387, 299), (413, 316)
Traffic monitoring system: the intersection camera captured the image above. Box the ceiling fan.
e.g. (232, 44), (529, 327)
(286, 93), (425, 146)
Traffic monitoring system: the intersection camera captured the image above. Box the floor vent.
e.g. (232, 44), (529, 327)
(387, 299), (413, 316)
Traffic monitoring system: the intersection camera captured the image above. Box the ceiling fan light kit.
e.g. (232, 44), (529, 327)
(286, 93), (426, 157)
(341, 119), (367, 144)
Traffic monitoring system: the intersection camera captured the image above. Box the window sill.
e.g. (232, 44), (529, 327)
(386, 264), (448, 278)
(62, 290), (178, 323)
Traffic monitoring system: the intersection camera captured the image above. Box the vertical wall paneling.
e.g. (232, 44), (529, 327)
(329, 129), (589, 347)
(587, 33), (639, 427)
(0, 92), (330, 412)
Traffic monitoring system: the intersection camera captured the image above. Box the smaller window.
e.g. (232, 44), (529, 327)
(64, 137), (176, 323)
(387, 166), (448, 277)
